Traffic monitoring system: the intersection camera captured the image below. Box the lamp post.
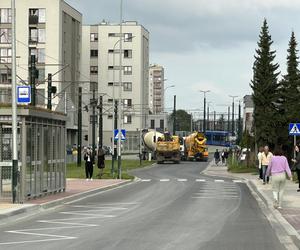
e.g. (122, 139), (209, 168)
(163, 84), (175, 113)
(229, 95), (238, 135)
(199, 90), (210, 132)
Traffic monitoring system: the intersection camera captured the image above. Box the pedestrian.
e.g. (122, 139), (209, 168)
(221, 149), (225, 165)
(266, 146), (292, 209)
(224, 149), (229, 166)
(257, 146), (264, 180)
(291, 144), (300, 192)
(84, 147), (94, 181)
(214, 149), (220, 166)
(97, 147), (105, 178)
(261, 145), (273, 184)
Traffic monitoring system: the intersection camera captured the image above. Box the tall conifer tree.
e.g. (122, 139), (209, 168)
(250, 19), (280, 147)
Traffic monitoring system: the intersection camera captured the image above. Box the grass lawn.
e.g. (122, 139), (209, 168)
(227, 157), (258, 174)
(67, 159), (155, 180)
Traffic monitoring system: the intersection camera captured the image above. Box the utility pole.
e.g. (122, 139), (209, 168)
(200, 90), (210, 132)
(47, 73), (52, 110)
(214, 111), (216, 131)
(98, 96), (103, 149)
(229, 95), (238, 135)
(207, 105), (210, 131)
(11, 0), (18, 204)
(117, 0), (123, 179)
(238, 100), (242, 143)
(77, 87), (82, 166)
(173, 95), (176, 135)
(30, 55), (37, 106)
(111, 100), (118, 177)
(92, 85), (97, 157)
(227, 106), (230, 132)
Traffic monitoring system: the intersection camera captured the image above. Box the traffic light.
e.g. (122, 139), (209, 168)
(84, 135), (88, 141)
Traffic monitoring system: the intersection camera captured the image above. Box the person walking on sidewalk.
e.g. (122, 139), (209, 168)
(257, 146), (264, 180)
(266, 147), (292, 209)
(214, 149), (220, 166)
(261, 145), (273, 184)
(291, 144), (300, 192)
(84, 147), (94, 181)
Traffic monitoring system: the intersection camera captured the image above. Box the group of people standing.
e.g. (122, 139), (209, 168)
(257, 145), (300, 209)
(83, 147), (106, 181)
(214, 149), (229, 166)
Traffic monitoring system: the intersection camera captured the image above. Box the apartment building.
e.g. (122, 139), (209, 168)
(0, 0), (82, 145)
(81, 21), (149, 152)
(149, 64), (164, 114)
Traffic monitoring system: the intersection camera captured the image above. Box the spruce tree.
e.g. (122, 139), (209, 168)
(278, 32), (300, 152)
(250, 19), (280, 148)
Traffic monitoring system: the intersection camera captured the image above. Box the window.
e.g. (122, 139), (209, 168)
(124, 66), (132, 75)
(150, 120), (155, 129)
(90, 50), (98, 57)
(37, 68), (45, 84)
(124, 99), (132, 107)
(90, 66), (98, 74)
(123, 82), (132, 91)
(29, 28), (38, 43)
(124, 33), (133, 42)
(108, 82), (114, 86)
(29, 9), (46, 24)
(0, 9), (11, 23)
(124, 115), (132, 124)
(0, 48), (12, 63)
(160, 119), (164, 129)
(108, 114), (113, 119)
(108, 99), (113, 103)
(90, 33), (98, 42)
(30, 48), (45, 63)
(0, 68), (11, 84)
(108, 66), (114, 70)
(108, 33), (116, 37)
(124, 50), (132, 58)
(0, 28), (11, 43)
(108, 49), (114, 53)
(38, 29), (46, 43)
(36, 89), (45, 105)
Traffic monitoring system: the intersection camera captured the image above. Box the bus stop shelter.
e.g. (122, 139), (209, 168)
(0, 106), (66, 203)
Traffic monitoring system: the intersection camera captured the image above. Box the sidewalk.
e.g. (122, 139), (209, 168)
(0, 178), (129, 222)
(203, 162), (300, 247)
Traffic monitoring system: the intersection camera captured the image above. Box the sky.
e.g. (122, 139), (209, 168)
(66, 0), (300, 115)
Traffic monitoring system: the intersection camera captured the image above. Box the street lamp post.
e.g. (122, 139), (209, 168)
(163, 84), (175, 113)
(199, 90), (210, 132)
(229, 95), (238, 135)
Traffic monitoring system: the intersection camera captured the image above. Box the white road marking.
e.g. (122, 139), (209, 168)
(196, 179), (206, 182)
(140, 179), (152, 182)
(160, 179), (170, 182)
(60, 212), (116, 217)
(233, 180), (244, 183)
(192, 196), (239, 199)
(214, 179), (225, 182)
(177, 179), (187, 182)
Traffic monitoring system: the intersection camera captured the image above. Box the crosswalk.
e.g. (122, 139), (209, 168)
(139, 178), (246, 183)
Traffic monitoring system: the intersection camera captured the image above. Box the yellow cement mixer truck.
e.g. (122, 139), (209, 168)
(184, 132), (208, 161)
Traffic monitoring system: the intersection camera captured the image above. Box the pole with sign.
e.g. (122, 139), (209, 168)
(289, 123), (300, 159)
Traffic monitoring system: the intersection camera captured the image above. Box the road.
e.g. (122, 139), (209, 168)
(0, 161), (285, 250)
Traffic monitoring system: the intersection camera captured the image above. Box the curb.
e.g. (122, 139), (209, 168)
(0, 180), (132, 225)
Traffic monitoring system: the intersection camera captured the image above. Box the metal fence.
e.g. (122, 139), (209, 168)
(0, 108), (66, 203)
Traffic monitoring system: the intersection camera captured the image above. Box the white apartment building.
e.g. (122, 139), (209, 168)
(0, 0), (83, 145)
(81, 21), (149, 152)
(149, 64), (164, 114)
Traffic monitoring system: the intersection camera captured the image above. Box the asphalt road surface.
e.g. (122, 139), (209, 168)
(0, 161), (286, 250)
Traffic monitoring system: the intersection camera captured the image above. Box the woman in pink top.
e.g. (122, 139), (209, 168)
(266, 147), (292, 209)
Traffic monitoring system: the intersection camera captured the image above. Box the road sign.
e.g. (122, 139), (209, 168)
(17, 86), (31, 104)
(289, 123), (300, 135)
(114, 129), (126, 141)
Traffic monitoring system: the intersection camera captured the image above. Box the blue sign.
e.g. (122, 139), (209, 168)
(289, 123), (300, 136)
(17, 86), (31, 104)
(114, 129), (126, 141)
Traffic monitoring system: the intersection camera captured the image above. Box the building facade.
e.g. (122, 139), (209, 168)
(0, 0), (82, 146)
(243, 95), (254, 134)
(149, 64), (164, 114)
(81, 21), (149, 152)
